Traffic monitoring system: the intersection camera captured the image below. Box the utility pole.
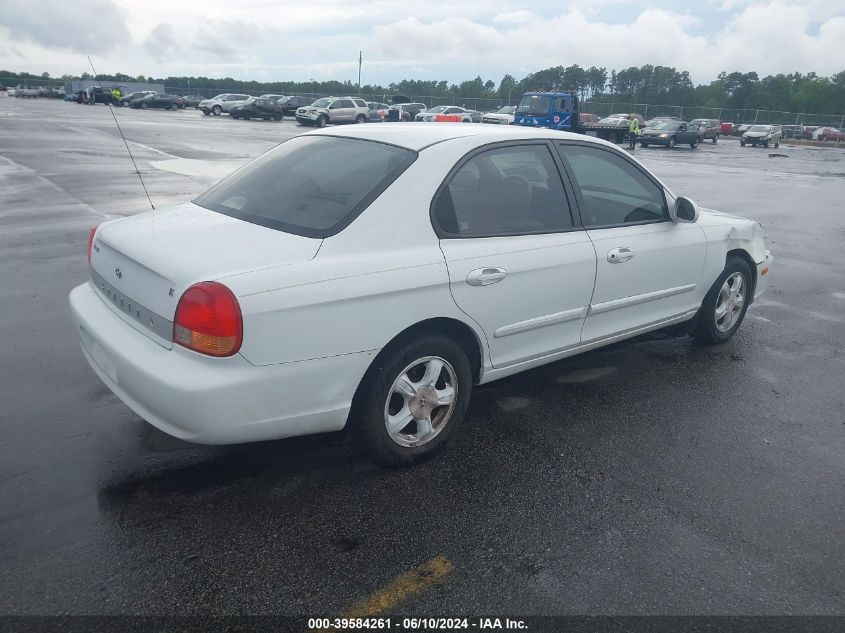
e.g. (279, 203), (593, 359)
(358, 51), (362, 95)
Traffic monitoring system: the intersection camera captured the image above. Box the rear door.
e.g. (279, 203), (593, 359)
(556, 141), (707, 343)
(434, 142), (597, 369)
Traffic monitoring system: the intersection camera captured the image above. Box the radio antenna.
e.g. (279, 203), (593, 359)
(87, 56), (155, 210)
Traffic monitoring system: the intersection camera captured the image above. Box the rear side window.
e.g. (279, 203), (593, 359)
(194, 137), (416, 238)
(354, 99), (366, 108)
(558, 144), (667, 227)
(434, 145), (573, 237)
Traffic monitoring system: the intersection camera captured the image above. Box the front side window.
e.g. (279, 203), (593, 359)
(194, 137), (416, 238)
(434, 145), (573, 237)
(558, 144), (667, 227)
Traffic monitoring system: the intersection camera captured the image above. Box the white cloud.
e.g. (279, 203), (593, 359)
(0, 0), (842, 84)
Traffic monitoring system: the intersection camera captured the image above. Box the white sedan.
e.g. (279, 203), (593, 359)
(70, 125), (772, 465)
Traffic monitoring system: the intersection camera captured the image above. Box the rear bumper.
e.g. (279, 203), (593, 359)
(69, 281), (376, 444)
(754, 251), (773, 301)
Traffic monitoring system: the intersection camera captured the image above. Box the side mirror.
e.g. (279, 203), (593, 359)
(671, 196), (699, 223)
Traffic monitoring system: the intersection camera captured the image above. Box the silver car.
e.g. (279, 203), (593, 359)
(741, 125), (782, 148)
(296, 97), (369, 127)
(199, 94), (250, 116)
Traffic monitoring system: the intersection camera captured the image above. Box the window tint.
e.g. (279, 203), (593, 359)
(558, 144), (667, 227)
(354, 99), (366, 108)
(434, 145), (573, 237)
(194, 136), (416, 238)
(339, 100), (354, 108)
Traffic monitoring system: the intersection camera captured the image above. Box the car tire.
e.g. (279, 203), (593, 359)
(243, 112), (251, 120)
(202, 110), (210, 116)
(740, 140), (746, 146)
(691, 140), (698, 148)
(273, 112), (282, 121)
(640, 142), (648, 148)
(668, 137), (676, 149)
(352, 333), (472, 466)
(763, 140), (769, 148)
(212, 105), (222, 116)
(356, 114), (366, 123)
(170, 102), (178, 111)
(692, 256), (752, 345)
(232, 115), (239, 119)
(317, 115), (328, 128)
(774, 140), (779, 148)
(713, 134), (719, 144)
(139, 102), (148, 109)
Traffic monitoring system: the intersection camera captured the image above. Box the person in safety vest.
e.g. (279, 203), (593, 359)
(628, 114), (640, 149)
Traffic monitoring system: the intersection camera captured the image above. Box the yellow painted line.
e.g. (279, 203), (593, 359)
(341, 555), (455, 618)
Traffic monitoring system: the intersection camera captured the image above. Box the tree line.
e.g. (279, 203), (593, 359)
(3, 65), (844, 114)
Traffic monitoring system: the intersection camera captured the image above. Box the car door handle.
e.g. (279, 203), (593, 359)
(466, 267), (508, 286)
(607, 247), (635, 263)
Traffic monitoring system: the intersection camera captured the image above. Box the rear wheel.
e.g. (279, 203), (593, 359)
(774, 140), (779, 148)
(762, 139), (769, 148)
(713, 133), (719, 144)
(740, 139), (746, 146)
(352, 333), (472, 466)
(693, 257), (752, 345)
(691, 140), (699, 148)
(640, 142), (649, 148)
(243, 112), (251, 120)
(139, 102), (148, 110)
(273, 112), (282, 121)
(356, 114), (367, 123)
(170, 102), (179, 111)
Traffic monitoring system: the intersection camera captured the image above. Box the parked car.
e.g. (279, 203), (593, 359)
(386, 103), (427, 121)
(260, 94), (285, 101)
(644, 116), (682, 128)
(481, 106), (517, 125)
(416, 106), (473, 123)
(366, 101), (391, 121)
(639, 120), (704, 148)
(296, 96), (369, 127)
(579, 113), (600, 124)
(16, 86), (38, 98)
(741, 124), (782, 147)
(276, 96), (315, 116)
(229, 97), (284, 120)
(733, 124), (752, 137)
(118, 91), (156, 106)
(129, 93), (183, 110)
(689, 118), (721, 143)
(180, 95), (203, 109)
(814, 127), (845, 142)
(71, 125), (772, 466)
(720, 122), (735, 135)
(64, 91), (80, 102)
(608, 112), (645, 126)
(199, 94), (250, 116)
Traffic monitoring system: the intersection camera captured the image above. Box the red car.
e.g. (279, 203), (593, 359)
(819, 127), (845, 142)
(721, 122), (735, 135)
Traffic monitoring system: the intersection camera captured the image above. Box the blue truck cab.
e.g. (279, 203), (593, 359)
(513, 92), (577, 130)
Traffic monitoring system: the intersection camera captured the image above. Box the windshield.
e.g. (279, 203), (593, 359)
(651, 121), (681, 130)
(193, 136), (417, 238)
(750, 125), (770, 132)
(311, 98), (332, 108)
(427, 106), (448, 114)
(516, 95), (552, 116)
(497, 106), (516, 114)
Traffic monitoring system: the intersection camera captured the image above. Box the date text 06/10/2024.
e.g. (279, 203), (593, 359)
(307, 618), (528, 630)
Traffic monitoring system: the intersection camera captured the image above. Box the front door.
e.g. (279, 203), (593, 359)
(433, 142), (597, 369)
(556, 142), (707, 343)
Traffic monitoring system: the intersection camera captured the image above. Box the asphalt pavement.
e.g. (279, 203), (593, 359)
(1, 97), (843, 617)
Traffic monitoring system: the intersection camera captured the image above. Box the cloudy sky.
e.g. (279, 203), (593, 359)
(0, 0), (843, 85)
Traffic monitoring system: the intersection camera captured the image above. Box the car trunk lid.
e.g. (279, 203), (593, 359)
(90, 202), (321, 347)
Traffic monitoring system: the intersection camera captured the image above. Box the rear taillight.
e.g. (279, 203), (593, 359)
(87, 225), (99, 265)
(173, 282), (243, 357)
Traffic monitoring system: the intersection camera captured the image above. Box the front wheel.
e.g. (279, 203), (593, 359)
(692, 257), (752, 345)
(740, 140), (746, 146)
(243, 112), (251, 120)
(352, 333), (472, 466)
(212, 105), (222, 116)
(273, 112), (282, 121)
(202, 110), (210, 116)
(774, 140), (779, 148)
(139, 102), (148, 109)
(317, 115), (328, 128)
(667, 136), (676, 149)
(170, 102), (179, 111)
(762, 140), (769, 148)
(691, 140), (699, 148)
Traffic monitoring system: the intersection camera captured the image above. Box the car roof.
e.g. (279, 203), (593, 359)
(308, 123), (603, 152)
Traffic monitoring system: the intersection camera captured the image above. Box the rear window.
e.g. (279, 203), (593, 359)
(193, 136), (417, 238)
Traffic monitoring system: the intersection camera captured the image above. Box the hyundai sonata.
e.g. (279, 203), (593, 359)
(70, 125), (772, 465)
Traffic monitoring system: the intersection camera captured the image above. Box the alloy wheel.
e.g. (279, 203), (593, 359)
(384, 356), (457, 448)
(715, 272), (746, 333)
